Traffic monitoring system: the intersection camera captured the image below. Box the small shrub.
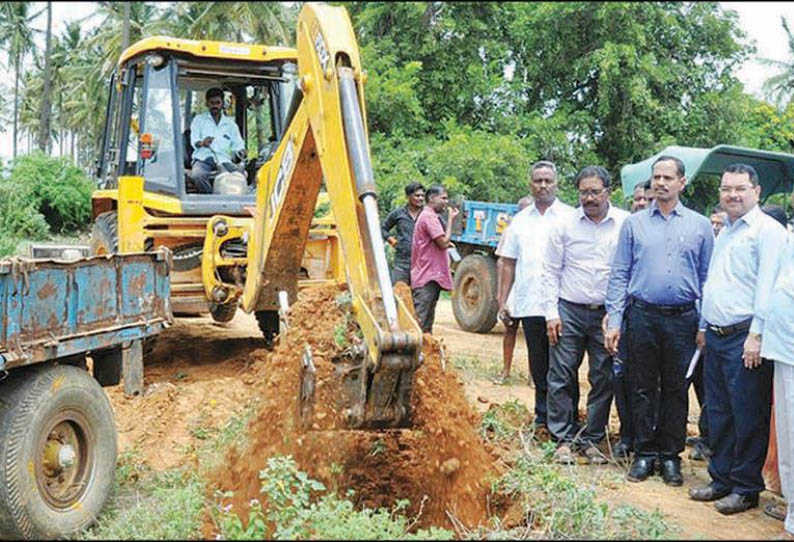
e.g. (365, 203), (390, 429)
(214, 455), (455, 540)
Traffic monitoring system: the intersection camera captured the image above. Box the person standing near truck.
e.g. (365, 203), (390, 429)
(382, 182), (426, 285)
(497, 160), (574, 431)
(494, 195), (534, 385)
(411, 185), (458, 333)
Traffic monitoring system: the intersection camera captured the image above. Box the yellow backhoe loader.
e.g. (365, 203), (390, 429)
(90, 2), (422, 428)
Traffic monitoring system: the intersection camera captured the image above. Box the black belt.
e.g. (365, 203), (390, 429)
(707, 318), (752, 337)
(561, 298), (605, 311)
(631, 297), (695, 316)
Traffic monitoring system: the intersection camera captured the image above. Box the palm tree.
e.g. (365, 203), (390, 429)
(37, 1), (53, 153)
(0, 2), (43, 158)
(761, 16), (794, 108)
(160, 2), (295, 45)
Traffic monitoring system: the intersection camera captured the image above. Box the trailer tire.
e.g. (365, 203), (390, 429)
(255, 310), (279, 349)
(210, 300), (238, 323)
(0, 364), (117, 540)
(451, 254), (499, 333)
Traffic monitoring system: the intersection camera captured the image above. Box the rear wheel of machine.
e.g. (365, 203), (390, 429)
(255, 310), (279, 349)
(89, 211), (119, 256)
(210, 300), (238, 323)
(0, 364), (117, 540)
(451, 254), (499, 333)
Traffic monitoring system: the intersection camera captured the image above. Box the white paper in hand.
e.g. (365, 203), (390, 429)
(685, 348), (702, 380)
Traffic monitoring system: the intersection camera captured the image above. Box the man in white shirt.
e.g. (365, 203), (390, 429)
(542, 165), (629, 464)
(190, 87), (246, 193)
(497, 160), (575, 431)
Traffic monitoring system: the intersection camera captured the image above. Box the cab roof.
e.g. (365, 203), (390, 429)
(620, 144), (794, 199)
(119, 36), (297, 67)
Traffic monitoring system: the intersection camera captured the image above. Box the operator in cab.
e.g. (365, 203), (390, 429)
(190, 87), (246, 194)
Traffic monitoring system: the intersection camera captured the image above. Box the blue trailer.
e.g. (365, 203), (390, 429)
(0, 250), (172, 540)
(450, 200), (520, 333)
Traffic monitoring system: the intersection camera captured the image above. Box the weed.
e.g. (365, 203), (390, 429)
(369, 438), (387, 457)
(213, 455), (455, 540)
(334, 322), (350, 348)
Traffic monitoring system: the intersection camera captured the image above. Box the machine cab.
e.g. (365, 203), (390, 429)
(95, 37), (301, 216)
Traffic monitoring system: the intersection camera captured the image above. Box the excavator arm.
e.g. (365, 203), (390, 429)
(239, 2), (422, 428)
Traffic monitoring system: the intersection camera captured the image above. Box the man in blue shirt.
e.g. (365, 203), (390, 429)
(689, 164), (788, 515)
(605, 155), (714, 486)
(190, 88), (246, 194)
(761, 212), (794, 537)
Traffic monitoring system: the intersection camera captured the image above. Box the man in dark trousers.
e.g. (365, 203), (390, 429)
(690, 163), (788, 514)
(382, 182), (425, 285)
(605, 155), (714, 486)
(410, 185), (458, 334)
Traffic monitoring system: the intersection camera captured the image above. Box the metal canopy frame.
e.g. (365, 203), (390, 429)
(620, 145), (794, 200)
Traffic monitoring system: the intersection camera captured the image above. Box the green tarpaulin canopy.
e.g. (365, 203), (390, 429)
(620, 145), (794, 200)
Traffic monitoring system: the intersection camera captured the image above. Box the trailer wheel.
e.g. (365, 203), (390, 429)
(451, 254), (499, 333)
(210, 300), (238, 323)
(255, 310), (279, 349)
(0, 364), (117, 539)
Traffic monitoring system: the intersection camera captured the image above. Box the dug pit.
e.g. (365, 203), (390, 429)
(206, 283), (503, 535)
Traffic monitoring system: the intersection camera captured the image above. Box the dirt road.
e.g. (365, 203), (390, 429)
(105, 297), (784, 539)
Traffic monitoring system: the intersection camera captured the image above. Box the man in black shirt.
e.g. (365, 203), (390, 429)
(382, 182), (425, 285)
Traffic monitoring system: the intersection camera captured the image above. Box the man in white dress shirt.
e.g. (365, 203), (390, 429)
(497, 160), (575, 431)
(542, 165), (629, 464)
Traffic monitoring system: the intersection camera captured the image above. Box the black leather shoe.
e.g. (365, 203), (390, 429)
(613, 441), (632, 459)
(660, 459), (683, 486)
(714, 492), (759, 515)
(627, 457), (655, 482)
(689, 482), (731, 502)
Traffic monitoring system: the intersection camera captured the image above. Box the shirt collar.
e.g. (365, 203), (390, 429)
(725, 204), (761, 228)
(576, 203), (618, 224)
(530, 198), (561, 216)
(649, 199), (685, 217)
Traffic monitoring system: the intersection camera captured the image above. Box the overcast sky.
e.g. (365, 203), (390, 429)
(2, 1), (794, 161)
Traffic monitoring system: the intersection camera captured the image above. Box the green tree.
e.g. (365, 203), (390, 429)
(0, 1), (42, 158)
(761, 16), (794, 108)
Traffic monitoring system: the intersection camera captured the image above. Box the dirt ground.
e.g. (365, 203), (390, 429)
(104, 293), (784, 540)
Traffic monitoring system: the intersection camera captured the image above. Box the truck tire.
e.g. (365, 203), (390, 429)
(0, 364), (117, 539)
(210, 300), (238, 323)
(255, 310), (279, 348)
(451, 254), (499, 333)
(89, 211), (119, 256)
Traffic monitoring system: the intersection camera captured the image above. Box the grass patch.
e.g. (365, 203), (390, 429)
(471, 402), (678, 540)
(80, 402), (258, 540)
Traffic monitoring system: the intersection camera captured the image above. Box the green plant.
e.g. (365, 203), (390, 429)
(214, 455), (455, 540)
(334, 322), (349, 348)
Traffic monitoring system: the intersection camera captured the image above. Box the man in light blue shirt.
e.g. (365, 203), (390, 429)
(689, 163), (788, 515)
(190, 88), (246, 193)
(604, 155), (714, 486)
(760, 218), (794, 537)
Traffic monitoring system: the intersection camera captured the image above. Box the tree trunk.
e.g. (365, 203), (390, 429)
(121, 2), (131, 51)
(71, 131), (75, 163)
(13, 53), (20, 159)
(38, 1), (53, 153)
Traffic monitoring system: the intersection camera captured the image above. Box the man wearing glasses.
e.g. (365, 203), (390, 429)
(542, 166), (629, 464)
(605, 156), (714, 486)
(689, 164), (788, 515)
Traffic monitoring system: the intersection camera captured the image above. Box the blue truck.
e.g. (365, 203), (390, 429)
(0, 250), (172, 539)
(450, 199), (520, 333)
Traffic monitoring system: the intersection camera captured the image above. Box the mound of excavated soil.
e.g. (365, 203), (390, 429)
(206, 283), (501, 535)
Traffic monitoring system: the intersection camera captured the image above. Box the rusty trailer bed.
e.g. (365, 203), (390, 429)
(0, 250), (172, 371)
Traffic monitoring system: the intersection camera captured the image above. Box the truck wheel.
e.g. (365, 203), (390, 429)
(255, 310), (279, 348)
(0, 364), (117, 539)
(89, 211), (119, 256)
(451, 254), (499, 333)
(210, 300), (238, 323)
